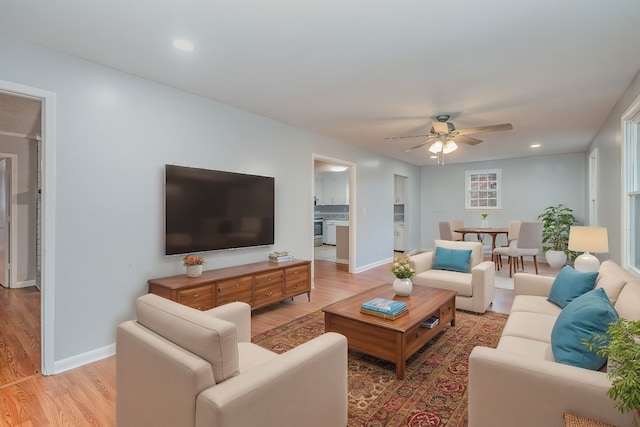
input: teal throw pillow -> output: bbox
[432,247,472,273]
[548,265,598,308]
[551,287,618,370]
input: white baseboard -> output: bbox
[354,256,394,274]
[52,343,115,375]
[14,279,36,289]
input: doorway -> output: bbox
[393,174,408,254]
[313,155,356,273]
[0,80,55,376]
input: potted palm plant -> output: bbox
[583,318,640,424]
[537,204,578,268]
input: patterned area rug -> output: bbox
[252,309,507,427]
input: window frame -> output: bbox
[464,168,502,210]
[622,95,640,276]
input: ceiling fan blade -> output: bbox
[454,135,483,145]
[384,133,432,140]
[456,123,513,136]
[432,121,450,133]
[405,137,437,152]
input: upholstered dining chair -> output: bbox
[492,220,521,270]
[439,221,463,241]
[450,219,464,241]
[496,221,543,277]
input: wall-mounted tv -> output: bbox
[165,165,275,255]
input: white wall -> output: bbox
[587,68,640,263]
[0,33,422,367]
[420,153,586,250]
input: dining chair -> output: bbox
[450,219,464,241]
[439,221,463,241]
[492,220,521,270]
[498,221,543,277]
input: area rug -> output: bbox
[252,309,507,427]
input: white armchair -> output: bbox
[116,293,348,427]
[410,240,495,313]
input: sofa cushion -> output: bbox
[413,270,473,297]
[432,246,472,273]
[614,279,640,321]
[501,311,558,343]
[136,293,239,383]
[548,266,598,308]
[595,260,633,304]
[510,295,563,317]
[497,335,554,361]
[551,288,619,370]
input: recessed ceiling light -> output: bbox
[172,39,194,51]
[530,144,541,148]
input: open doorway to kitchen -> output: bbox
[313,156,355,272]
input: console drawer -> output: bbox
[177,284,214,310]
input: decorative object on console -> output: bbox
[183,254,205,277]
[391,255,415,296]
[568,226,609,272]
[537,203,578,267]
[269,251,294,262]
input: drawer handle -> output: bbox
[268,277,272,281]
[235,283,239,287]
[294,284,298,288]
[267,291,273,297]
[193,294,198,298]
[294,271,299,275]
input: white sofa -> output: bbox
[469,260,640,427]
[410,240,496,313]
[117,293,348,427]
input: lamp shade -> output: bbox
[429,141,443,153]
[568,226,609,253]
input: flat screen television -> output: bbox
[165,164,275,255]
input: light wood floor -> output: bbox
[0,257,543,426]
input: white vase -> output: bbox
[393,277,413,296]
[545,250,567,269]
[186,264,203,278]
[481,219,489,228]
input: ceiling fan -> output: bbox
[387,114,513,163]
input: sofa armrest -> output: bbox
[469,261,496,313]
[514,272,555,297]
[205,302,252,343]
[196,332,348,427]
[410,251,434,274]
[469,346,634,427]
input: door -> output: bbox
[0,158,9,287]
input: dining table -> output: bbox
[453,227,509,251]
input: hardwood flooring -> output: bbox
[0,258,539,426]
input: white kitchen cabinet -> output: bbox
[314,174,325,205]
[319,171,349,205]
[394,223,405,251]
[394,175,406,204]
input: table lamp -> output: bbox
[568,226,609,272]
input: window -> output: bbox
[465,169,502,210]
[623,97,640,275]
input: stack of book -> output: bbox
[360,297,408,320]
[268,251,294,262]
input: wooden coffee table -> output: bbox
[322,284,456,379]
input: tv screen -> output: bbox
[165,165,275,255]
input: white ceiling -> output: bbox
[2,0,640,166]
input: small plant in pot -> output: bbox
[582,318,640,420]
[537,204,578,268]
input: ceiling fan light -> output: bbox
[443,140,458,154]
[428,141,443,153]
